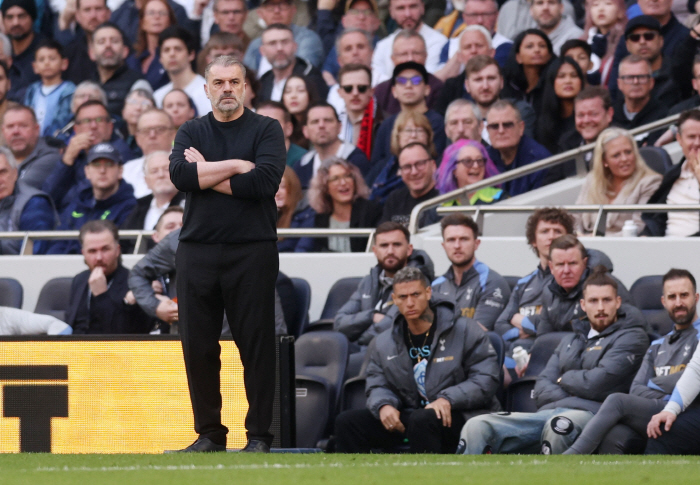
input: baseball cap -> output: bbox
[87,143,124,165]
[345,0,379,14]
[624,15,662,38]
[391,61,429,86]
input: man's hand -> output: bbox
[59,0,77,30]
[124,290,136,305]
[373,312,385,324]
[515,362,528,378]
[63,133,93,166]
[155,299,179,323]
[184,147,206,164]
[88,267,108,296]
[152,280,164,294]
[318,0,337,10]
[510,313,524,329]
[425,398,452,427]
[193,0,210,16]
[647,410,677,439]
[379,405,405,433]
[688,152,700,184]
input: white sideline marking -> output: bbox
[22,459,694,473]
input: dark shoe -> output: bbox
[240,439,270,453]
[177,437,226,452]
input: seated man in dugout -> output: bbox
[334,266,501,454]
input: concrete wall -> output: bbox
[2,236,698,322]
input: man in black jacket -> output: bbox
[67,220,152,334]
[460,266,649,454]
[169,56,286,453]
[335,266,500,453]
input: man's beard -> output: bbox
[271,56,293,70]
[451,254,474,269]
[671,306,697,326]
[97,51,123,69]
[215,92,244,114]
[8,30,31,42]
[379,255,408,274]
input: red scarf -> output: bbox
[357,97,375,159]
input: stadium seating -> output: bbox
[288,277,311,338]
[305,276,363,333]
[503,276,521,291]
[0,278,23,309]
[629,275,674,337]
[488,332,507,407]
[639,147,673,175]
[295,331,350,447]
[33,277,73,321]
[506,332,573,412]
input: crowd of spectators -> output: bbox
[2,0,700,457]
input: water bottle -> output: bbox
[622,220,637,237]
[512,346,529,373]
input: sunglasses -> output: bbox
[486,121,516,131]
[395,75,424,86]
[627,32,657,42]
[340,84,370,94]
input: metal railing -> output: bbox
[435,204,700,237]
[407,113,681,234]
[0,228,377,255]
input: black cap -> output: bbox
[87,143,124,165]
[625,15,662,38]
[0,0,37,20]
[391,61,429,86]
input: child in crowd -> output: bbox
[23,39,76,137]
[560,39,600,86]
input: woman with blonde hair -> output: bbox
[369,111,436,203]
[574,128,661,236]
[295,158,382,252]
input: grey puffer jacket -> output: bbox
[365,295,501,419]
[534,304,650,413]
[334,249,434,346]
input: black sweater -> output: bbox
[169,109,286,243]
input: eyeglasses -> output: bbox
[136,126,173,136]
[398,159,431,172]
[395,75,424,86]
[340,84,370,94]
[463,11,497,18]
[619,74,652,84]
[75,116,110,126]
[627,32,658,42]
[486,121,516,131]
[400,127,427,136]
[457,157,486,167]
[328,173,354,184]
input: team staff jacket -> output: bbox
[365,296,501,419]
[536,268,635,336]
[169,109,286,243]
[334,250,435,346]
[534,304,650,413]
[431,261,511,332]
[631,320,700,400]
[495,249,614,342]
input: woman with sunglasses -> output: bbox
[581,0,626,87]
[282,75,320,150]
[435,140,506,205]
[295,158,382,252]
[535,57,586,154]
[574,127,661,236]
[502,29,556,108]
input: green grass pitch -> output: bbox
[1,454,699,485]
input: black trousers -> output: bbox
[334,408,469,453]
[645,406,700,455]
[176,240,278,446]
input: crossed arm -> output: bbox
[183,147,254,194]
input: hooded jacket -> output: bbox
[534,304,650,413]
[365,295,501,419]
[334,249,435,346]
[16,138,62,191]
[432,260,511,331]
[47,180,137,254]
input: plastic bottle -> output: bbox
[622,220,637,237]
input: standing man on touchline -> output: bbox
[169,55,286,453]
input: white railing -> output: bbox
[407,113,680,234]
